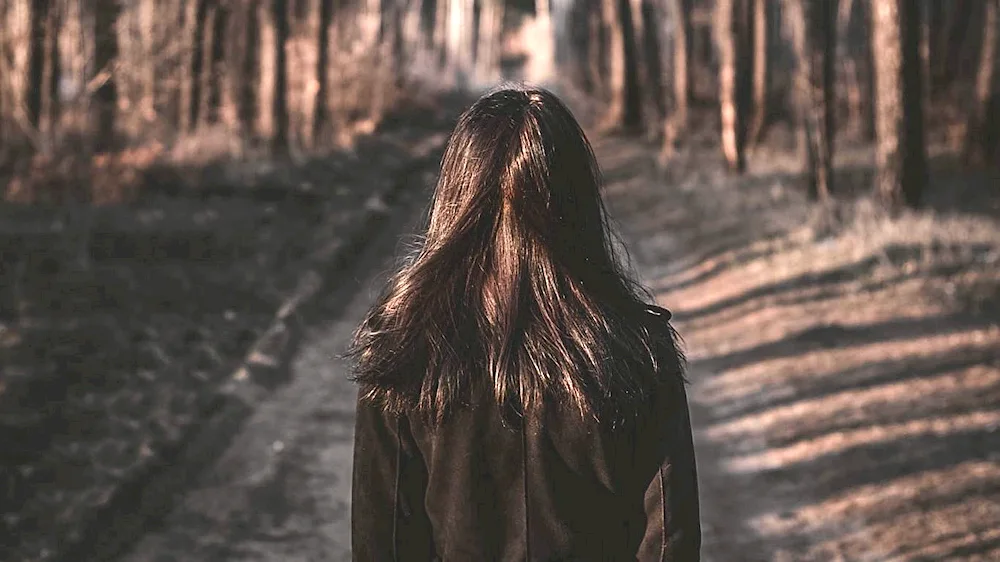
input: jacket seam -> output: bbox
[659,465,667,561]
[522,419,531,561]
[393,415,403,562]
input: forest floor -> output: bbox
[0,90,462,562]
[600,122,1000,561]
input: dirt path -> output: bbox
[597,135,1000,561]
[118,178,434,562]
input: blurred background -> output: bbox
[1,1,998,561]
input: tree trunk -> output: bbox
[870,0,927,211]
[180,0,207,132]
[600,0,641,131]
[203,2,228,126]
[964,0,999,163]
[715,0,749,172]
[271,0,288,154]
[27,0,49,131]
[239,0,259,135]
[784,0,836,200]
[43,0,61,135]
[662,0,691,152]
[138,0,155,122]
[93,0,119,152]
[476,0,504,82]
[313,0,332,142]
[747,0,768,146]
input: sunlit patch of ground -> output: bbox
[596,130,1000,561]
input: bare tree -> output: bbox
[600,0,642,131]
[661,0,692,154]
[747,0,768,146]
[715,0,751,172]
[238,0,259,135]
[93,0,120,152]
[313,0,332,142]
[27,0,50,131]
[963,0,999,164]
[784,0,837,200]
[272,0,289,153]
[870,0,927,210]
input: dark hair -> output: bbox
[348,85,683,425]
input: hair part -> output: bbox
[348,85,684,426]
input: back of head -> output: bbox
[350,85,682,425]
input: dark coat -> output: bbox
[351,306,701,561]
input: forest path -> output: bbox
[118,170,435,562]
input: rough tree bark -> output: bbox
[715,0,750,173]
[43,0,61,134]
[870,0,927,211]
[272,0,289,153]
[313,0,332,141]
[180,0,207,132]
[27,0,49,131]
[239,0,259,135]
[747,0,768,146]
[93,0,119,152]
[662,0,691,153]
[784,0,836,200]
[963,0,999,164]
[600,0,642,131]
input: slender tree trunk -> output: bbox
[313,0,332,142]
[272,0,288,153]
[43,0,61,135]
[239,0,259,135]
[27,0,49,131]
[198,2,217,127]
[784,0,836,200]
[747,0,768,146]
[180,0,207,132]
[964,0,999,163]
[93,0,119,152]
[662,0,691,152]
[715,0,749,172]
[588,0,605,98]
[870,0,927,211]
[138,0,155,122]
[601,0,641,131]
[203,2,228,125]
[476,0,504,82]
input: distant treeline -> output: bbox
[1,1,998,211]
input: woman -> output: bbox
[348,85,700,561]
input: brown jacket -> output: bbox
[351,306,701,561]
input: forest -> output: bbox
[0,0,997,208]
[1,1,1000,561]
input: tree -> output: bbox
[747,0,768,145]
[313,0,333,142]
[715,0,751,172]
[870,0,927,211]
[661,0,692,155]
[234,0,259,136]
[600,0,642,131]
[963,0,999,164]
[93,0,120,152]
[784,0,836,200]
[27,0,50,131]
[271,0,289,153]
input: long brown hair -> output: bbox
[348,85,683,425]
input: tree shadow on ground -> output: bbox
[691,312,998,376]
[716,345,1000,424]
